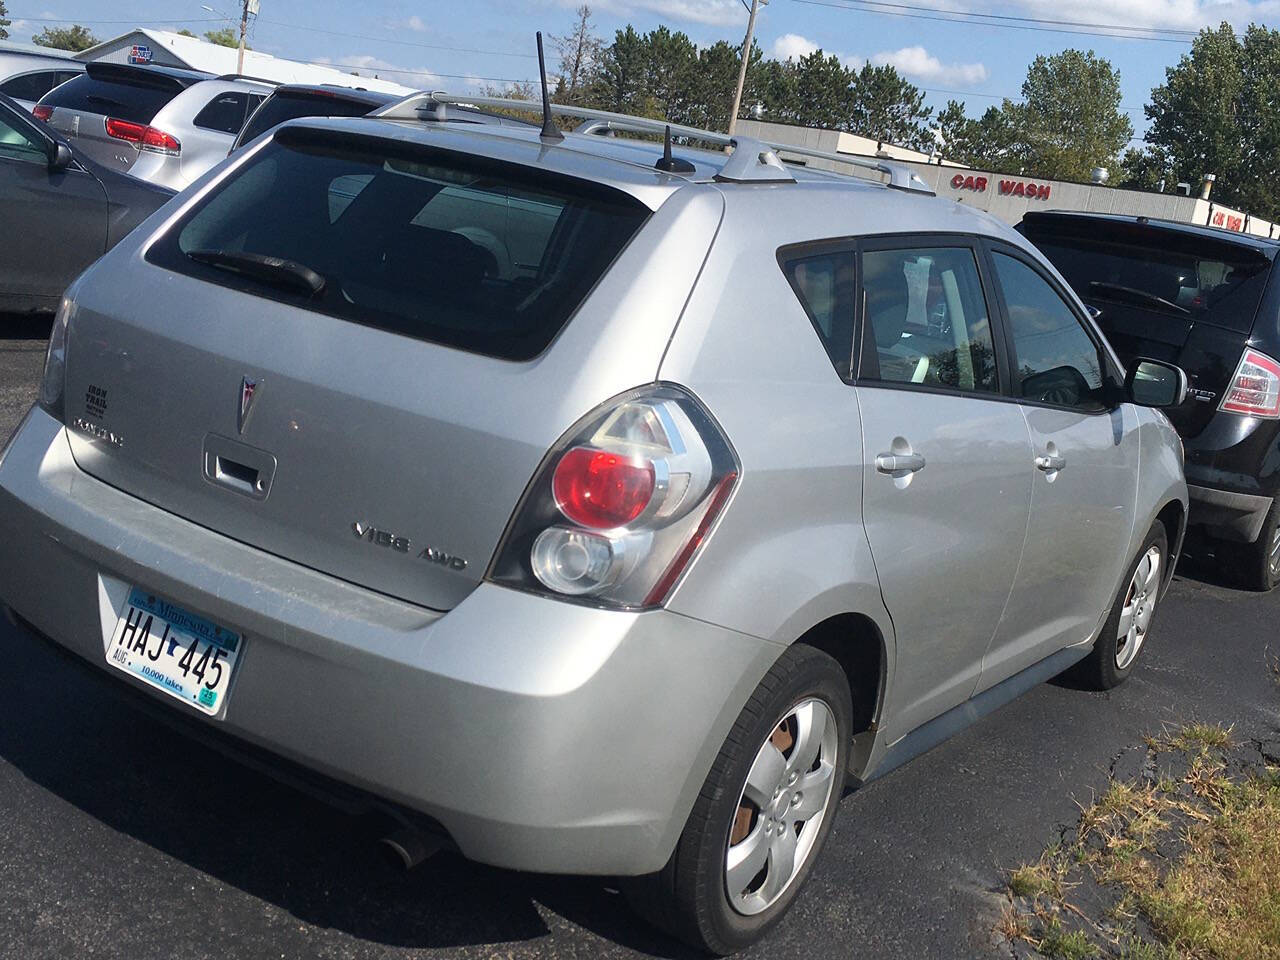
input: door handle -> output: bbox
[876,453,927,474]
[1035,454,1066,472]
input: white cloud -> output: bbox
[317,54,440,87]
[772,32,819,61]
[1006,0,1280,30]
[405,15,427,32]
[870,45,988,86]
[576,0,745,27]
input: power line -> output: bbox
[817,0,1198,37]
[17,16,224,23]
[254,19,539,58]
[792,0,1194,43]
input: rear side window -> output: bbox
[193,91,252,134]
[860,246,999,394]
[992,252,1106,411]
[1030,234,1271,334]
[237,92,375,147]
[780,250,855,378]
[0,70,63,102]
[148,131,650,360]
[39,72,179,124]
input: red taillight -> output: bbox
[105,118,180,155]
[32,105,52,122]
[1219,348,1280,418]
[553,446,655,529]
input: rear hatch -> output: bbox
[1019,215,1277,437]
[37,62,206,174]
[62,124,713,610]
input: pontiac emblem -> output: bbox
[238,377,260,434]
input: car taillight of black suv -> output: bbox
[1019,211,1280,589]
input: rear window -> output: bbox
[193,91,258,135]
[0,70,66,102]
[1029,234,1272,334]
[38,72,179,124]
[148,130,650,360]
[236,91,376,148]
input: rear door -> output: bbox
[977,243,1140,691]
[38,68,185,173]
[0,102,105,308]
[853,236,1034,738]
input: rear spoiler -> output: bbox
[84,61,212,90]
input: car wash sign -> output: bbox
[128,44,153,65]
[949,173,1051,201]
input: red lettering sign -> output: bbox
[998,180,1051,200]
[950,174,989,193]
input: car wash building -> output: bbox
[735,118,1280,240]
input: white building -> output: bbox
[74,28,412,95]
[736,118,1279,239]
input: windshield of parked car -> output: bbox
[1030,234,1271,334]
[234,91,380,149]
[149,129,650,360]
[37,72,179,124]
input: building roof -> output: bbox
[0,38,79,60]
[74,28,413,95]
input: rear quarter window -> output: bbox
[0,70,62,102]
[237,93,374,147]
[147,130,651,360]
[38,72,179,124]
[193,91,252,135]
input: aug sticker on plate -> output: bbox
[105,588,242,716]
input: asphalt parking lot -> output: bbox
[1,314,1278,960]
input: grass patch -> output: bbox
[1001,722,1280,959]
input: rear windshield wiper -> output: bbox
[1088,281,1190,317]
[186,249,326,297]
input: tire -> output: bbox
[1220,500,1280,592]
[1075,521,1168,690]
[624,644,853,955]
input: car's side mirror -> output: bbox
[1126,358,1188,408]
[47,141,74,173]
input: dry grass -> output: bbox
[1169,722,1232,752]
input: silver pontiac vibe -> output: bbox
[0,95,1188,955]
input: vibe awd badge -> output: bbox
[238,377,261,434]
[351,522,468,571]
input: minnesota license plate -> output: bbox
[105,588,242,716]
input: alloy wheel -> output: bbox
[724,698,839,916]
[1116,544,1162,670]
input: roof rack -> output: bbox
[374,91,934,194]
[215,74,282,86]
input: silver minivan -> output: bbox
[0,97,1188,954]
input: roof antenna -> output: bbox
[654,124,696,174]
[535,32,563,143]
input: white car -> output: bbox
[125,75,275,190]
[0,41,83,111]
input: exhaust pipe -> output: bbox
[378,827,440,870]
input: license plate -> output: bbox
[106,588,242,716]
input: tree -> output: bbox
[32,25,99,52]
[205,28,245,48]
[1118,146,1171,191]
[176,28,197,38]
[1013,49,1132,181]
[0,2,10,42]
[1145,23,1280,220]
[550,6,602,104]
[850,63,933,151]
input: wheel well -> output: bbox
[1155,499,1186,589]
[794,613,884,734]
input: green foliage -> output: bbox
[205,28,242,49]
[31,25,99,52]
[176,28,197,38]
[1146,22,1280,221]
[0,2,10,42]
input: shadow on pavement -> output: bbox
[0,620,699,959]
[1173,528,1251,591]
[1,313,54,341]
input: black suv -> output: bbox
[1019,212,1280,589]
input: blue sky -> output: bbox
[7,0,1280,140]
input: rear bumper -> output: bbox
[1186,483,1274,542]
[0,407,780,875]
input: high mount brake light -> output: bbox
[105,118,181,155]
[489,386,738,609]
[1219,348,1280,419]
[32,105,52,122]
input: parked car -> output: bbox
[229,83,398,152]
[34,61,212,176]
[229,83,536,154]
[0,92,172,313]
[0,104,1188,955]
[1019,212,1280,590]
[126,74,275,190]
[0,40,83,110]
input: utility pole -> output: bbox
[237,0,257,75]
[727,0,765,136]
